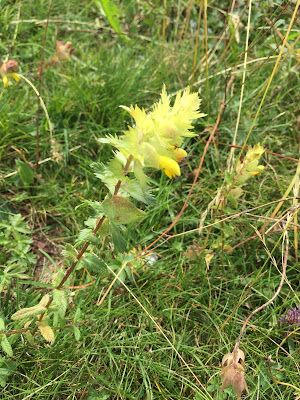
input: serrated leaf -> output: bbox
[62,243,78,264]
[15,160,34,186]
[53,289,67,319]
[52,269,65,287]
[77,228,93,240]
[39,294,50,307]
[73,325,81,341]
[53,312,59,327]
[92,158,125,182]
[81,254,107,274]
[86,200,105,217]
[122,180,153,204]
[102,195,145,225]
[110,223,126,252]
[1,336,13,357]
[11,304,46,321]
[38,321,55,344]
[78,228,100,246]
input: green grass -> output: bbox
[0,0,300,399]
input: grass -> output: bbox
[0,0,300,399]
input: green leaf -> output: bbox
[86,200,104,217]
[97,218,111,238]
[1,336,13,357]
[74,307,82,323]
[11,304,47,321]
[228,187,243,208]
[0,319,5,332]
[39,294,50,307]
[53,289,67,319]
[92,157,127,194]
[24,330,35,346]
[94,0,126,40]
[8,213,31,234]
[133,160,149,188]
[81,254,107,274]
[15,160,34,186]
[102,195,145,225]
[74,325,81,341]
[88,388,110,400]
[62,244,78,263]
[224,171,233,185]
[110,223,126,252]
[122,180,153,204]
[76,228,100,246]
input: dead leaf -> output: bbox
[51,41,75,65]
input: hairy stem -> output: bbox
[31,155,133,335]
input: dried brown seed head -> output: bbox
[220,349,249,400]
[56,41,75,60]
[0,59,19,76]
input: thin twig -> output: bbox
[146,198,298,253]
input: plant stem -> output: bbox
[31,155,133,335]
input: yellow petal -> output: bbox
[164,169,175,179]
[249,171,261,176]
[158,156,181,179]
[174,147,187,161]
[9,72,20,82]
[3,76,10,87]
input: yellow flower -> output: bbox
[3,72,20,87]
[0,60,20,87]
[2,76,9,87]
[173,147,187,161]
[158,155,180,179]
[236,143,265,184]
